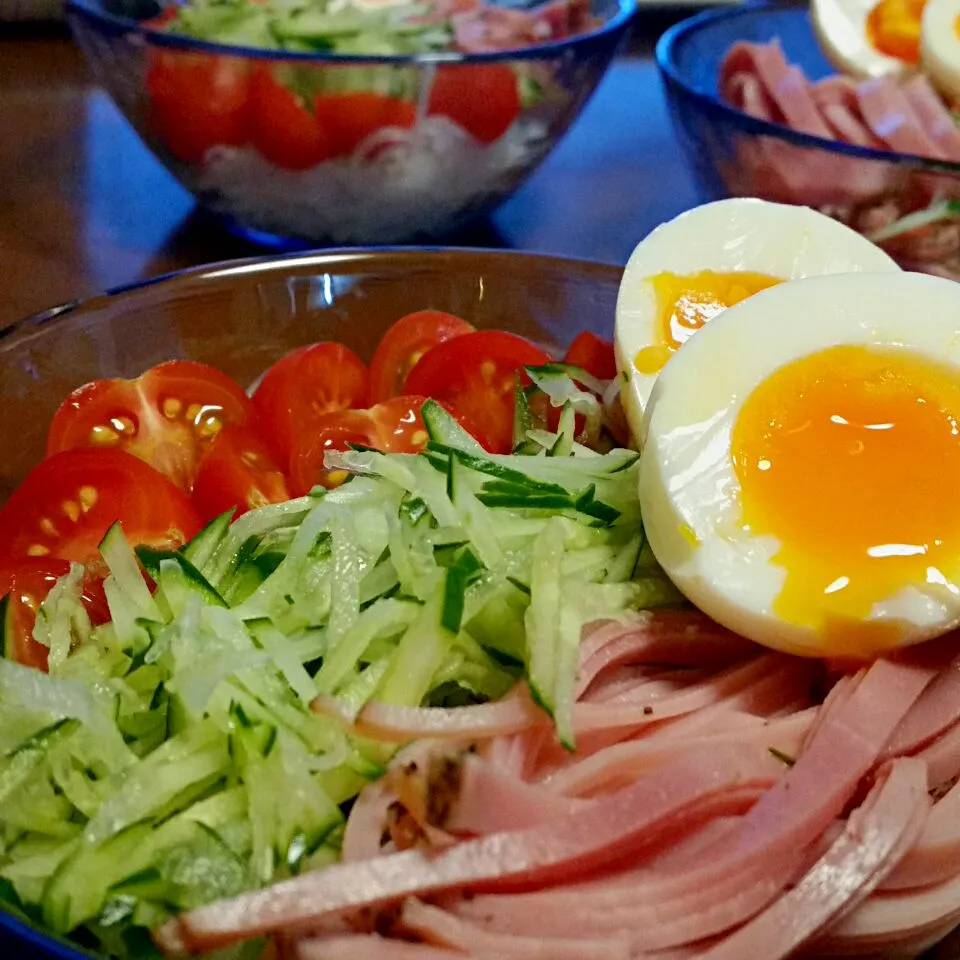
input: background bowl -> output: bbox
[656,3,960,279]
[0,247,621,504]
[64,0,634,248]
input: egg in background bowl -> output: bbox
[921,0,960,102]
[613,198,901,447]
[638,270,960,661]
[811,0,920,78]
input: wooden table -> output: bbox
[0,17,703,328]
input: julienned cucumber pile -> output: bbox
[0,398,678,959]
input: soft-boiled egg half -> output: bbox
[614,198,900,446]
[639,270,960,660]
[811,0,922,78]
[921,0,960,102]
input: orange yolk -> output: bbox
[732,344,960,659]
[866,0,925,64]
[634,271,781,374]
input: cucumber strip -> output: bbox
[421,398,484,453]
[32,565,91,674]
[247,619,317,706]
[181,510,233,575]
[375,586,453,706]
[99,522,163,622]
[524,518,567,717]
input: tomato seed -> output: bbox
[90,424,120,446]
[40,517,59,538]
[62,500,80,523]
[162,397,183,419]
[78,486,98,511]
[26,544,49,556]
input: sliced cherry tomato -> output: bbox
[427,64,520,144]
[291,395,474,494]
[563,331,618,381]
[368,310,476,404]
[0,449,201,566]
[0,557,72,670]
[313,92,416,158]
[248,66,335,171]
[252,342,370,463]
[46,360,253,492]
[403,331,551,454]
[192,424,291,522]
[145,50,250,164]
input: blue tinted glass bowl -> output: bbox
[656,3,960,278]
[64,0,635,248]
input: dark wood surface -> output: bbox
[0,14,704,328]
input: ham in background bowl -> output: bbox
[656,3,960,280]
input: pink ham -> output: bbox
[401,898,631,960]
[295,936,458,959]
[857,76,946,159]
[812,76,885,148]
[163,743,782,953]
[695,758,929,960]
[719,41,833,138]
[902,74,960,162]
[882,777,960,891]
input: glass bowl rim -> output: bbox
[655,1,960,175]
[0,245,625,357]
[65,0,637,65]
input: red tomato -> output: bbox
[368,310,476,404]
[563,331,618,381]
[145,50,250,164]
[427,64,520,144]
[313,92,416,158]
[248,67,335,171]
[192,424,291,522]
[403,331,551,454]
[0,557,72,670]
[290,395,459,494]
[0,449,201,566]
[46,360,253,492]
[251,342,370,463]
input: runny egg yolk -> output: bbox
[634,271,781,374]
[866,0,925,63]
[731,344,960,658]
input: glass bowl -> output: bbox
[64,0,635,248]
[0,247,621,503]
[656,3,960,279]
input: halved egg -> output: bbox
[811,0,921,78]
[614,198,900,446]
[639,270,960,659]
[921,0,960,102]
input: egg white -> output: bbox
[921,0,960,102]
[639,270,960,657]
[614,199,901,448]
[811,0,913,79]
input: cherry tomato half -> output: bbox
[314,92,416,158]
[248,66,335,171]
[0,449,201,566]
[563,331,618,381]
[427,64,520,144]
[368,310,476,404]
[403,331,551,454]
[145,50,250,164]
[191,424,291,522]
[290,395,456,494]
[252,342,370,463]
[46,360,253,493]
[0,557,72,671]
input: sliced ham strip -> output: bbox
[902,74,960,163]
[882,653,960,760]
[723,71,778,122]
[446,755,584,833]
[165,743,781,953]
[401,898,632,960]
[541,707,812,798]
[812,76,885,149]
[915,714,960,789]
[882,777,960,891]
[696,758,930,960]
[296,936,459,959]
[719,40,833,138]
[857,76,947,160]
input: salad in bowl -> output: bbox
[7,204,960,959]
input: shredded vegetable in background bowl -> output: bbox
[63,0,635,247]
